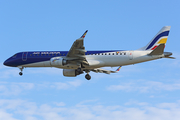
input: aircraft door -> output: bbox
[129,51,133,60]
[22,52,28,61]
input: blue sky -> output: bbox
[0,0,180,120]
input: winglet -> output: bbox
[80,30,88,38]
[116,66,122,72]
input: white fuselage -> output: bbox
[21,50,164,69]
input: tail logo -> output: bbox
[146,31,169,50]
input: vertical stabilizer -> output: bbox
[139,26,171,51]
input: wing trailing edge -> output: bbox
[91,66,122,74]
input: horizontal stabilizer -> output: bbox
[149,44,165,55]
[165,56,176,59]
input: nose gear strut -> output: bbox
[18,66,24,76]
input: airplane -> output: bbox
[3,26,175,80]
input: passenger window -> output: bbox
[112,53,114,55]
[105,53,107,55]
[30,54,32,56]
[109,53,111,55]
[63,54,65,56]
[124,53,126,55]
[120,53,122,55]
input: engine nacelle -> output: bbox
[63,69,83,77]
[50,57,67,66]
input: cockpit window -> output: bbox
[12,54,17,58]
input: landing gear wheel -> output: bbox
[85,74,91,80]
[18,66,24,76]
[76,68,83,75]
[19,72,23,76]
[77,68,82,72]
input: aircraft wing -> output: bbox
[66,30,89,66]
[91,66,122,74]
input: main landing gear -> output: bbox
[85,70,91,80]
[18,66,24,76]
[77,66,91,80]
[85,74,91,80]
[77,68,83,74]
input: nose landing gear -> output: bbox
[18,66,24,76]
[19,72,23,76]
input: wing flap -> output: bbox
[91,66,122,74]
[76,49,87,52]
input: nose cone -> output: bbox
[3,59,10,66]
[3,59,14,67]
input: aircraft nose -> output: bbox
[3,59,11,66]
[3,60,8,66]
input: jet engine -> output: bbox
[50,57,67,66]
[63,69,83,77]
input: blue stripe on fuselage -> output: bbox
[5,50,123,67]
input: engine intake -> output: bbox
[50,57,67,66]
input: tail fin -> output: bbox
[139,26,171,51]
